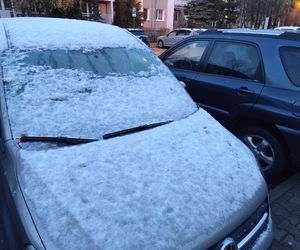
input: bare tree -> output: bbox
[238,0,293,28]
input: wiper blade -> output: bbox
[103,121,172,140]
[17,136,98,145]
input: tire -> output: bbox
[157,40,164,48]
[235,126,288,178]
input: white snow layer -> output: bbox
[1,17,145,50]
[19,109,266,250]
[0,23,8,51]
[3,51,196,139]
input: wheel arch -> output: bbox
[231,117,290,154]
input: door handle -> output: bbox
[236,87,255,95]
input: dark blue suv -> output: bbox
[160,30,300,178]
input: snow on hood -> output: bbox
[1,17,145,50]
[19,109,265,249]
[2,49,196,139]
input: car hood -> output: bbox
[18,109,266,250]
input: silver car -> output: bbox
[157,28,205,48]
[0,18,272,249]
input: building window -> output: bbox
[143,8,148,21]
[156,9,164,21]
[3,0,12,9]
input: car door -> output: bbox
[164,30,178,47]
[193,40,265,126]
[162,39,210,92]
[175,30,191,45]
[164,40,265,127]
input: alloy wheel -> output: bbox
[241,135,274,171]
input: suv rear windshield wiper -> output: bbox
[17,136,98,145]
[102,121,172,140]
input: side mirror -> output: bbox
[164,60,173,68]
[179,81,186,88]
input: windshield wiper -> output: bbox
[16,121,172,145]
[102,121,172,140]
[17,136,98,145]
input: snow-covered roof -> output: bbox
[0,17,144,50]
[19,108,265,249]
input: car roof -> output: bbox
[196,29,300,43]
[127,28,145,32]
[0,17,144,51]
[275,26,300,30]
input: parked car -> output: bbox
[157,28,202,48]
[127,28,150,47]
[160,29,300,178]
[0,18,272,250]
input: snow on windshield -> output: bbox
[2,17,145,50]
[2,48,196,139]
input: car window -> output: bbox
[177,30,190,36]
[205,41,263,81]
[22,48,156,76]
[164,41,209,71]
[168,31,177,37]
[280,47,300,87]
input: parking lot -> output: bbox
[149,42,300,250]
[0,18,299,249]
[269,170,300,249]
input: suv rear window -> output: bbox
[280,47,300,86]
[205,41,263,81]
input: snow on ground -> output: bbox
[1,17,146,50]
[2,49,196,139]
[19,109,266,249]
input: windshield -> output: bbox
[2,48,196,140]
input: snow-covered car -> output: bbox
[0,18,273,250]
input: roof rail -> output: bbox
[200,28,300,41]
[279,31,300,41]
[202,29,221,34]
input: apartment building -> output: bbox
[0,0,13,18]
[142,0,175,32]
[81,0,114,24]
[174,0,189,27]
[82,0,175,31]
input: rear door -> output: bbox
[175,29,191,44]
[196,40,265,125]
[164,31,178,47]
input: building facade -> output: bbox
[0,0,13,18]
[142,0,174,32]
[174,0,189,28]
[81,0,114,24]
